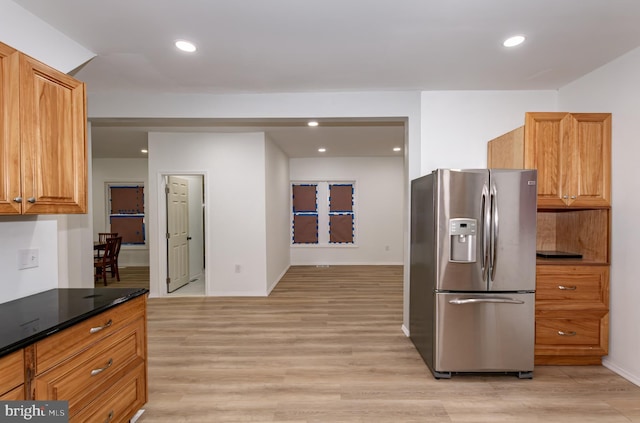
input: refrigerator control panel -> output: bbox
[449,218,477,262]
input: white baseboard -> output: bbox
[603,357,640,387]
[267,265,290,295]
[130,409,144,423]
[401,324,410,337]
[290,261,404,266]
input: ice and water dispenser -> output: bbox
[449,218,477,262]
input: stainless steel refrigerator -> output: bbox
[409,169,537,379]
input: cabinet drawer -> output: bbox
[35,318,145,417]
[0,385,24,400]
[536,266,608,304]
[0,349,24,394]
[536,318,600,346]
[71,363,146,423]
[36,295,145,374]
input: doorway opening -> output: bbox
[163,173,206,296]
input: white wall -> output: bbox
[290,157,404,265]
[558,46,640,386]
[420,90,557,172]
[148,132,268,297]
[0,217,58,304]
[265,138,291,293]
[0,0,94,73]
[92,158,149,267]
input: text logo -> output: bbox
[0,401,68,422]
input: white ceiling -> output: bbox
[14,0,640,158]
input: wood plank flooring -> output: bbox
[94,266,150,290]
[132,265,640,422]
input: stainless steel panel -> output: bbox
[434,292,534,372]
[435,169,489,291]
[488,169,537,292]
[409,174,436,370]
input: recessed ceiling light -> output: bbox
[308,121,319,127]
[318,148,326,153]
[141,149,148,154]
[175,40,197,53]
[503,35,525,48]
[393,147,402,152]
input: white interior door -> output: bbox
[167,176,190,292]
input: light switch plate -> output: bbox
[18,248,39,270]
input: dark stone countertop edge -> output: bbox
[0,288,149,359]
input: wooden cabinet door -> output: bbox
[524,112,571,207]
[567,113,611,207]
[0,43,21,214]
[19,54,87,214]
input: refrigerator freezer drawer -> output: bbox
[434,292,534,373]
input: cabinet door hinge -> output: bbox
[165,186,170,194]
[166,233,170,239]
[166,277,171,285]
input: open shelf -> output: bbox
[536,208,610,265]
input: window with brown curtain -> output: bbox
[291,184,318,244]
[291,181,355,245]
[109,185,145,244]
[329,183,354,244]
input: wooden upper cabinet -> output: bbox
[488,112,611,208]
[0,41,87,215]
[0,43,21,214]
[569,114,611,207]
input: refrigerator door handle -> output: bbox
[489,183,499,284]
[448,297,525,305]
[481,185,490,282]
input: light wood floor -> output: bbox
[132,265,640,422]
[94,266,150,289]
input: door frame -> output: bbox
[155,171,208,297]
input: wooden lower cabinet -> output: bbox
[0,349,24,399]
[72,363,146,423]
[29,296,147,422]
[535,265,609,365]
[0,385,24,400]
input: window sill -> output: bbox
[292,244,358,248]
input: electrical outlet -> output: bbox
[19,249,39,270]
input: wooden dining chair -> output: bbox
[98,232,118,243]
[94,236,121,285]
[95,232,118,259]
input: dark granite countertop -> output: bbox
[0,288,148,358]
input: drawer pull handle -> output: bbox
[558,285,577,290]
[91,358,113,376]
[89,319,113,334]
[558,330,577,337]
[104,410,114,423]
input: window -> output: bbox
[108,185,145,245]
[291,184,318,244]
[291,181,355,245]
[328,183,354,244]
